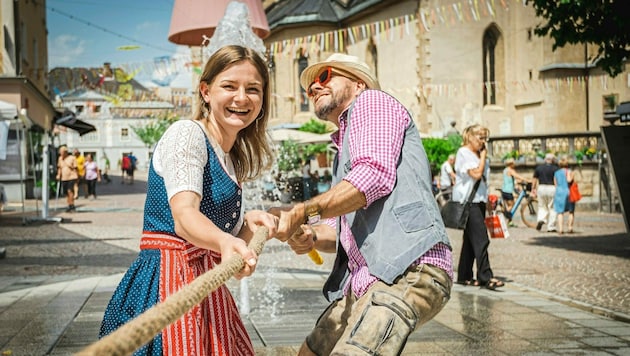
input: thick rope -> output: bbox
[76,227,269,356]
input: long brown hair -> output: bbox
[194,45,273,182]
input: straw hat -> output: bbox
[299,53,380,91]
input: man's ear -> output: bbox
[355,80,367,92]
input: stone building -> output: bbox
[262,0,629,139]
[0,0,59,203]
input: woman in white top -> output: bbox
[452,124,505,290]
[99,45,280,355]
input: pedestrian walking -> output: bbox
[84,154,100,199]
[439,154,456,201]
[553,156,576,234]
[73,148,86,199]
[502,157,532,226]
[101,155,112,184]
[56,146,78,212]
[274,53,452,355]
[532,153,559,232]
[452,124,505,290]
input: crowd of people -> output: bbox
[54,146,135,212]
[532,153,578,234]
[435,125,580,294]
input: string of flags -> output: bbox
[267,0,520,57]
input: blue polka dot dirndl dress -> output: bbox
[99,135,254,355]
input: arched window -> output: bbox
[298,55,309,112]
[482,24,503,106]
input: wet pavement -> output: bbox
[0,172,629,355]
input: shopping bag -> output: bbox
[485,214,510,238]
[569,181,582,203]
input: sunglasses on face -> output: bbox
[307,67,332,97]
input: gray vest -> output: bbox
[322,92,451,301]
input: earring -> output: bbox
[255,108,264,131]
[202,103,210,118]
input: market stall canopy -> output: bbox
[55,109,96,136]
[268,128,331,144]
[0,100,18,120]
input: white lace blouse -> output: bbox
[152,120,237,201]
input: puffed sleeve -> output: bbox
[153,120,208,201]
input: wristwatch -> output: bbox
[304,201,321,225]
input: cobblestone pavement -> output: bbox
[0,172,628,354]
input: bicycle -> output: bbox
[490,182,538,228]
[434,187,452,208]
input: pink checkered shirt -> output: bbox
[326,90,453,298]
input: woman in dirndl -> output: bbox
[99,45,278,355]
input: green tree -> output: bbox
[132,114,179,149]
[528,0,629,77]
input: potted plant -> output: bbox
[33,180,57,199]
[298,118,330,134]
[304,143,330,167]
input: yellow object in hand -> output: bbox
[308,249,324,265]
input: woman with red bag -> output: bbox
[553,156,576,234]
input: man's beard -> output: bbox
[314,86,350,120]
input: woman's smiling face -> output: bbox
[201,60,264,134]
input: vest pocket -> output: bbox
[393,201,431,232]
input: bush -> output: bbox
[422,137,459,175]
[298,118,330,134]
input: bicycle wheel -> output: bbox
[520,197,538,228]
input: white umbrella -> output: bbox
[268,129,331,144]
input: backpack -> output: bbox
[122,156,131,170]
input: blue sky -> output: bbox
[47,0,183,70]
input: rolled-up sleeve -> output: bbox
[343,90,410,207]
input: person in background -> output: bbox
[452,124,505,290]
[100,155,112,184]
[501,157,532,227]
[83,153,100,199]
[439,154,456,201]
[553,156,575,234]
[301,157,312,200]
[532,153,559,232]
[57,146,78,212]
[274,53,452,355]
[121,154,131,184]
[128,152,138,184]
[73,148,85,199]
[99,45,280,355]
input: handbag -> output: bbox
[567,169,582,203]
[440,179,481,230]
[569,181,582,202]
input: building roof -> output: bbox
[266,0,386,30]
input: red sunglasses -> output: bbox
[307,67,332,97]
